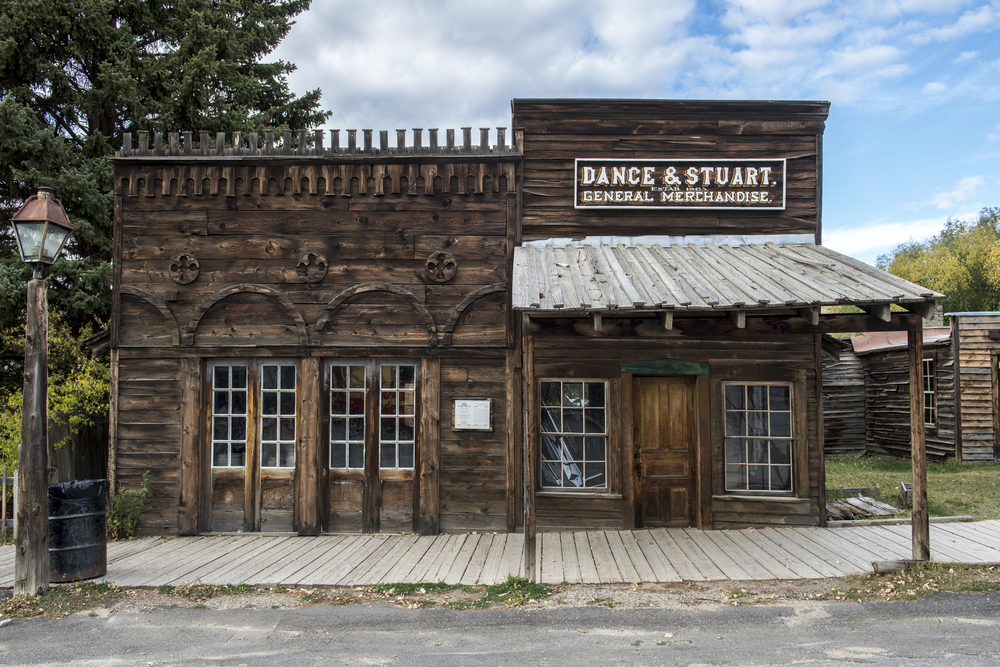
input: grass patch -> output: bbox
[826,457,1000,520]
[480,575,550,608]
[369,582,464,596]
[369,575,550,610]
[0,582,124,619]
[160,583,254,601]
[825,563,1000,602]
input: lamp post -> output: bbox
[9,186,73,597]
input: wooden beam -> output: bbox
[729,310,746,329]
[178,357,202,535]
[904,301,935,319]
[660,310,673,330]
[523,321,537,583]
[418,358,440,535]
[621,374,635,531]
[863,304,892,323]
[797,307,819,325]
[909,325,930,561]
[295,357,321,535]
[592,312,602,332]
[244,364,261,532]
[506,346,522,532]
[363,364,380,534]
[952,315,963,464]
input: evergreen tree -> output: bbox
[0,0,329,330]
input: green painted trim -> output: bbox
[621,360,710,376]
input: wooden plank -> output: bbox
[632,530,681,582]
[617,531,658,582]
[539,532,564,584]
[97,536,214,585]
[259,536,347,584]
[444,534,482,584]
[358,534,420,585]
[460,534,495,585]
[295,358,322,535]
[418,358,441,534]
[479,533,512,585]
[709,530,798,579]
[382,535,438,583]
[334,536,401,585]
[427,534,469,582]
[765,528,854,577]
[296,536,378,585]
[605,531,642,583]
[403,534,451,583]
[648,529,707,581]
[891,524,995,562]
[574,531,602,584]
[221,536,305,584]
[587,531,624,583]
[681,530,752,580]
[115,536,237,587]
[178,358,202,535]
[792,527,886,570]
[559,532,582,584]
[196,536,293,585]
[498,532,526,580]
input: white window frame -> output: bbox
[722,381,794,494]
[538,378,609,490]
[923,357,936,427]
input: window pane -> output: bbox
[748,412,768,437]
[280,418,295,441]
[279,444,294,468]
[770,439,791,465]
[331,392,347,415]
[330,418,347,441]
[563,408,584,434]
[232,367,247,389]
[563,462,584,487]
[725,412,746,437]
[771,466,791,491]
[231,391,246,415]
[563,436,583,462]
[398,443,414,469]
[541,462,561,487]
[725,385,744,410]
[279,392,296,416]
[563,383,584,407]
[231,442,245,467]
[348,417,365,441]
[231,417,246,441]
[331,365,347,389]
[330,442,346,468]
[400,392,415,416]
[280,366,295,389]
[725,464,746,490]
[725,438,745,463]
[349,366,365,388]
[381,443,395,468]
[381,418,396,441]
[769,386,790,410]
[399,365,415,389]
[770,412,791,438]
[541,435,562,461]
[399,417,415,442]
[540,382,560,406]
[585,409,605,434]
[585,383,605,408]
[747,465,767,490]
[585,437,606,462]
[747,385,767,410]
[262,365,278,389]
[381,365,396,389]
[261,417,277,441]
[585,462,606,488]
[262,392,278,415]
[748,439,768,464]
[213,442,228,467]
[349,393,365,415]
[214,391,228,414]
[541,409,561,433]
[381,392,397,415]
[349,442,364,469]
[213,417,228,441]
[261,443,277,468]
[214,366,229,389]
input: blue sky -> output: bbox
[273,0,1000,265]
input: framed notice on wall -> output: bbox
[574,158,786,210]
[454,399,492,431]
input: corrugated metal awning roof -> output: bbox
[851,328,952,354]
[512,241,943,314]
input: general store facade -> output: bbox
[109,100,940,540]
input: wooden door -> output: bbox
[633,376,696,528]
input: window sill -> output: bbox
[537,490,622,499]
[714,494,804,503]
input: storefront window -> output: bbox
[539,380,607,489]
[723,383,792,492]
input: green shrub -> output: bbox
[106,470,148,539]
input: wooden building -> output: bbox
[823,314,1000,462]
[109,100,942,542]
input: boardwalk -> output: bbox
[2,521,999,589]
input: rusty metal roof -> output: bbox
[851,328,952,354]
[512,241,943,314]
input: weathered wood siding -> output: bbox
[860,344,955,460]
[954,314,1000,461]
[513,100,829,241]
[113,151,518,535]
[822,341,866,457]
[527,319,823,530]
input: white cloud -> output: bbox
[923,81,948,93]
[956,50,980,61]
[824,217,948,263]
[930,175,985,208]
[911,3,1000,43]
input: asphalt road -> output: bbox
[1,593,998,666]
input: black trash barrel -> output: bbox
[48,479,109,583]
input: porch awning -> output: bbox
[512,240,943,319]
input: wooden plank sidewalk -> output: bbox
[2,521,998,589]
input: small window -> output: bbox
[539,380,607,489]
[329,364,367,469]
[723,383,792,493]
[923,358,936,427]
[212,364,248,468]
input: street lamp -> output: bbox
[9,186,73,597]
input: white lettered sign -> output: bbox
[454,399,492,430]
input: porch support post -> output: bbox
[523,314,537,582]
[909,321,930,561]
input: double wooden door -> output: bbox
[633,376,697,528]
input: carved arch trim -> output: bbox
[316,282,438,346]
[119,285,182,346]
[186,284,308,345]
[442,283,507,346]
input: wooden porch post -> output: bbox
[909,321,930,561]
[523,315,537,582]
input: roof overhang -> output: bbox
[512,238,943,325]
